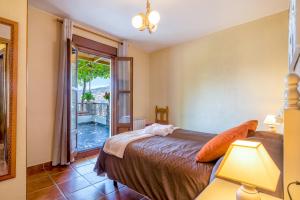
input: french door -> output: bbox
[67,39,78,161]
[67,35,134,159]
[112,57,133,135]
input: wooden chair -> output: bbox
[155,106,169,124]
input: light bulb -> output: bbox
[148,10,160,25]
[132,14,144,29]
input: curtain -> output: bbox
[118,41,128,57]
[52,19,73,166]
[116,41,130,134]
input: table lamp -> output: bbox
[216,140,280,200]
[264,115,281,132]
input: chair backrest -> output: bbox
[155,106,169,124]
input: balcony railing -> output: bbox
[78,102,109,117]
[78,102,110,126]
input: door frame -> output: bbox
[72,35,118,58]
[70,35,119,149]
[70,35,134,150]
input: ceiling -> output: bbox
[29,0,289,52]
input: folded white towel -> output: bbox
[144,123,179,136]
[103,124,179,158]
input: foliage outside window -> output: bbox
[78,59,110,106]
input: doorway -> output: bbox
[69,35,133,155]
[74,50,111,152]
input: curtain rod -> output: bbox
[56,19,123,45]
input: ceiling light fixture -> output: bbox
[132,0,160,34]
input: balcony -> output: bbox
[77,102,110,152]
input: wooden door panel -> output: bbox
[112,57,133,135]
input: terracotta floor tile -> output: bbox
[83,172,107,184]
[87,154,99,162]
[100,187,144,200]
[27,161,148,200]
[27,176,54,193]
[67,185,105,200]
[27,170,49,182]
[27,185,63,200]
[89,157,98,163]
[75,163,95,175]
[46,165,72,175]
[56,197,68,200]
[50,168,81,184]
[140,197,150,200]
[71,158,92,168]
[58,176,90,196]
[93,179,121,195]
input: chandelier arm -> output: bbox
[146,0,151,13]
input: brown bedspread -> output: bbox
[94,130,283,200]
[95,129,216,200]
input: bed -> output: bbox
[94,129,283,200]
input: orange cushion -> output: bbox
[242,120,258,132]
[195,124,249,162]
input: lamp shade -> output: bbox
[216,140,280,192]
[148,10,160,25]
[264,115,280,125]
[132,14,145,29]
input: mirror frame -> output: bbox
[0,17,18,181]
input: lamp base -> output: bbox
[236,185,261,200]
[268,126,277,133]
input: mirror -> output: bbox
[0,17,17,181]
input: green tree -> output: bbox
[78,59,110,107]
[81,91,95,102]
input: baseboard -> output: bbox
[27,161,52,175]
[75,148,100,159]
[27,149,100,175]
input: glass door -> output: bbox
[112,57,133,134]
[69,41,78,160]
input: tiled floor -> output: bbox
[77,123,109,151]
[27,155,148,200]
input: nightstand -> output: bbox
[195,178,282,200]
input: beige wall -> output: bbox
[27,7,61,167]
[0,0,27,199]
[149,11,289,133]
[27,7,150,166]
[128,44,150,121]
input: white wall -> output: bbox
[27,6,150,167]
[149,11,289,133]
[0,0,27,199]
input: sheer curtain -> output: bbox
[118,40,128,57]
[115,41,131,135]
[52,19,73,166]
